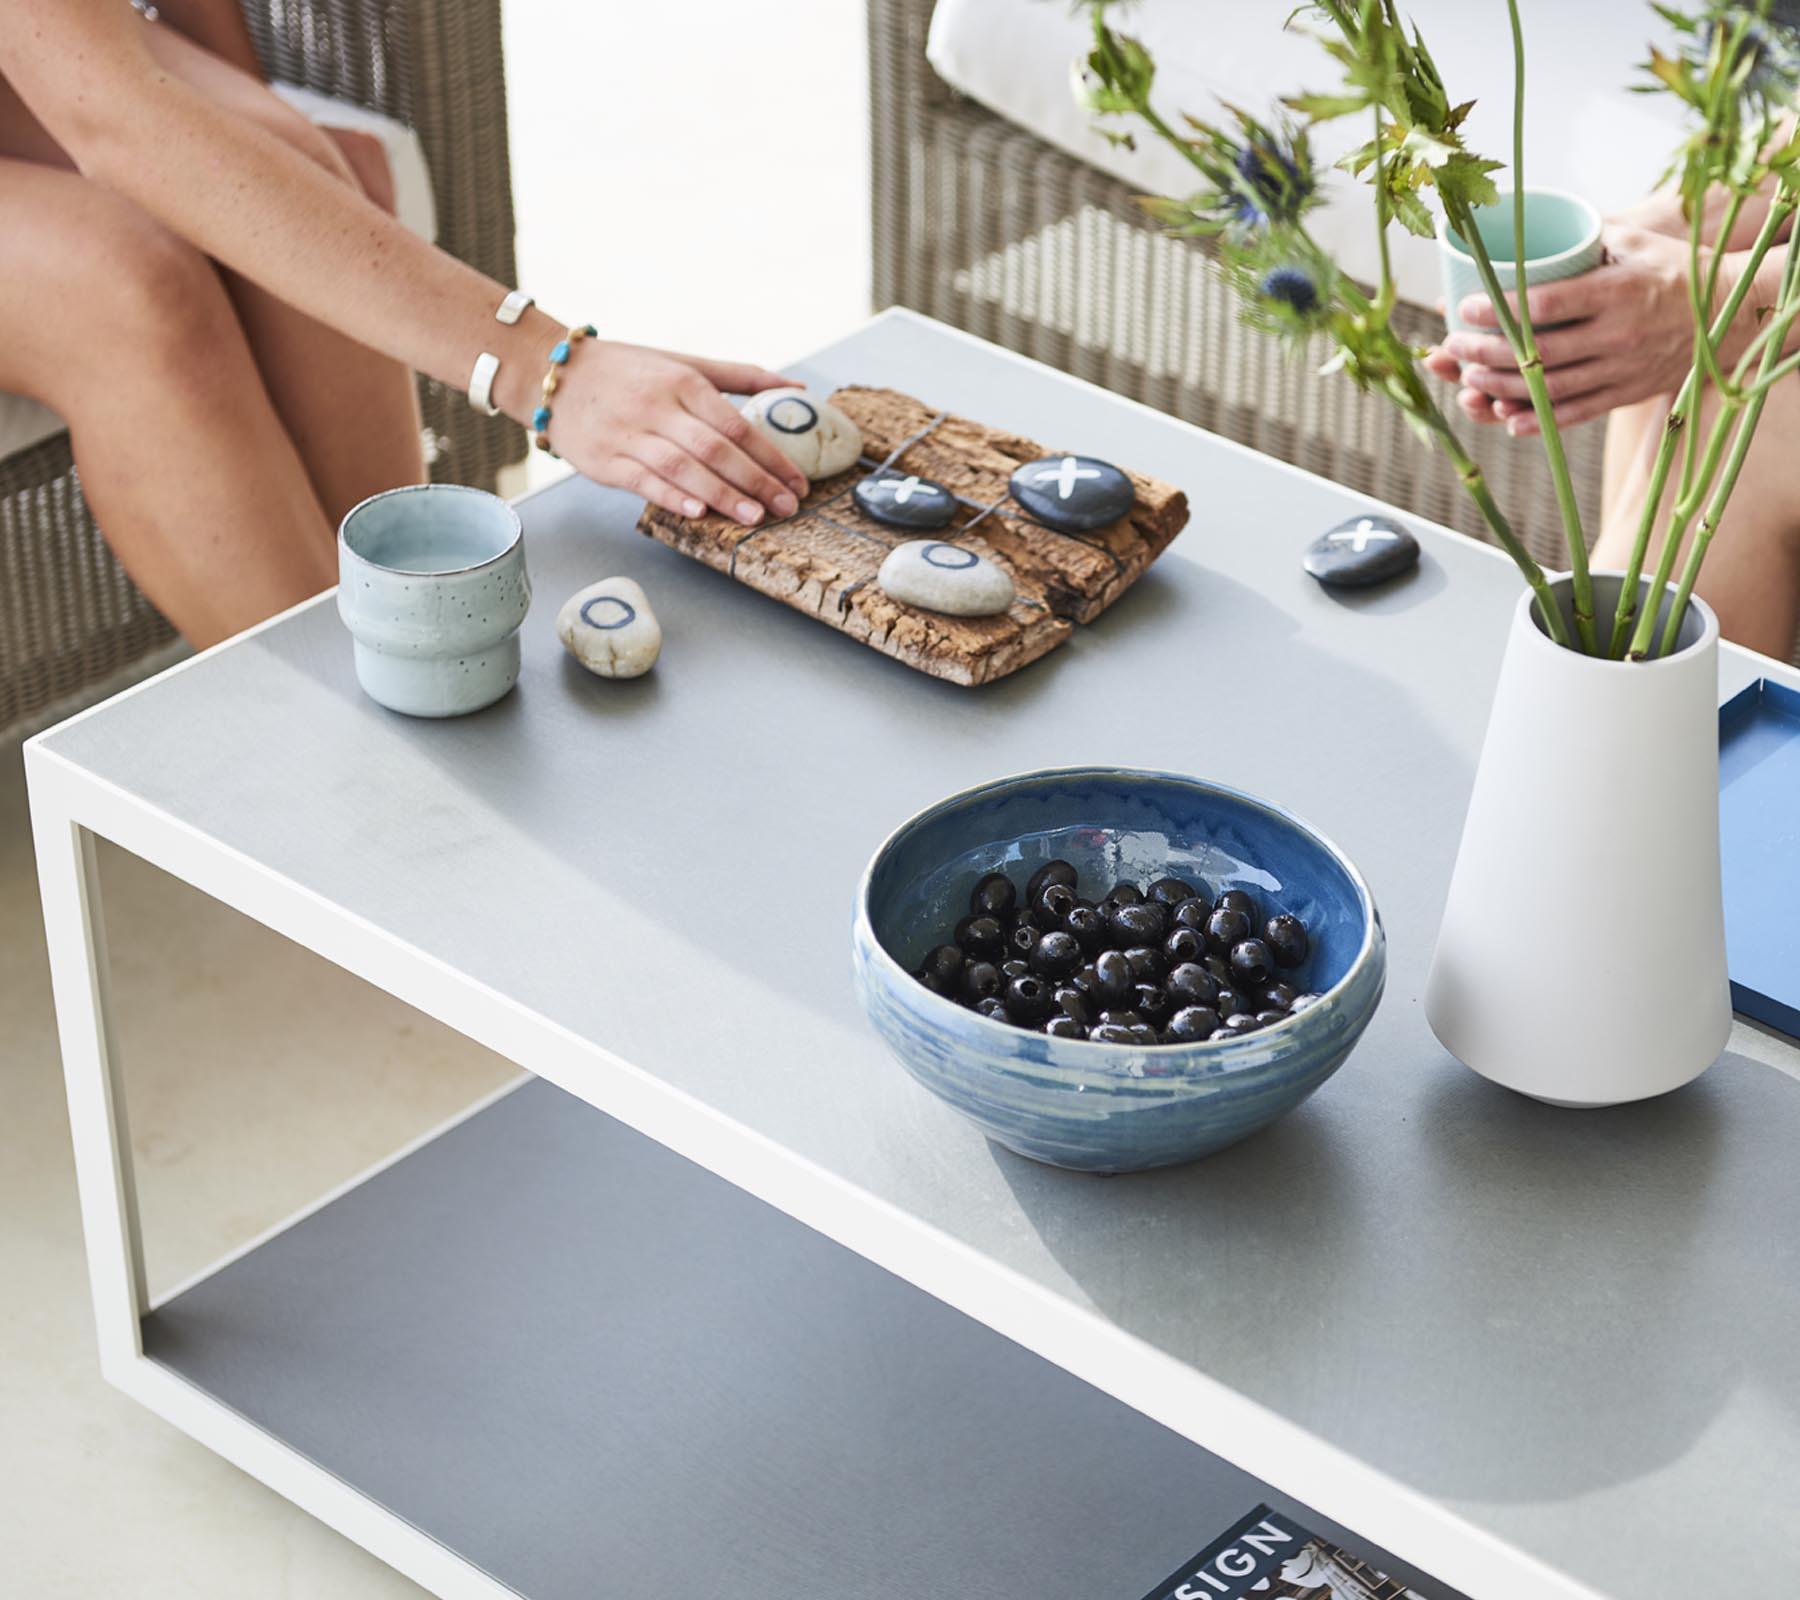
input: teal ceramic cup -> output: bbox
[337,484,531,718]
[1437,187,1602,338]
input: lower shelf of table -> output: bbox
[142,1077,1456,1600]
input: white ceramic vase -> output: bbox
[1425,574,1731,1106]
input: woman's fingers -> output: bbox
[1441,323,1603,372]
[678,356,804,396]
[679,377,810,500]
[1457,386,1508,424]
[604,456,707,522]
[1421,344,1462,383]
[611,432,767,526]
[1460,358,1623,403]
[1455,271,1606,333]
[1504,387,1623,435]
[656,409,801,520]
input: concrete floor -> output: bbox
[1,1,867,1590]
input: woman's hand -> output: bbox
[1421,222,1702,435]
[546,341,811,526]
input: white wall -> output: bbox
[502,1,873,486]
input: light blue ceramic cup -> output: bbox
[1438,187,1602,338]
[337,484,531,718]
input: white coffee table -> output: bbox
[29,311,1800,1600]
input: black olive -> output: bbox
[1147,876,1202,906]
[1099,1009,1144,1029]
[1070,963,1100,996]
[1229,938,1276,990]
[912,968,950,997]
[1214,888,1259,921]
[1265,913,1310,969]
[1171,898,1212,933]
[1004,974,1053,1025]
[1164,926,1206,965]
[1163,1006,1220,1043]
[1030,930,1083,981]
[1213,985,1247,1018]
[974,996,1007,1020]
[1122,945,1168,984]
[1289,991,1325,1013]
[1202,952,1232,983]
[1255,1010,1288,1027]
[1088,1023,1137,1045]
[1101,881,1144,910]
[969,872,1017,918]
[1043,1015,1088,1040]
[1223,1012,1262,1032]
[1054,986,1094,1027]
[1204,906,1252,956]
[1093,949,1133,1004]
[1261,981,1299,1012]
[1166,962,1221,1009]
[1033,881,1078,929]
[1210,1024,1243,1039]
[1127,1025,1160,1046]
[1007,921,1042,959]
[961,961,1002,1003]
[1064,903,1109,954]
[955,914,1005,962]
[1108,899,1168,945]
[999,958,1030,981]
[1133,983,1173,1024]
[1026,859,1078,902]
[923,944,965,985]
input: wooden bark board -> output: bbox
[636,386,1189,686]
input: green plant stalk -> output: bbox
[1656,222,1800,654]
[1501,0,1598,652]
[1449,198,1598,650]
[1415,392,1570,646]
[1687,167,1737,398]
[1372,104,1395,317]
[1606,197,1791,652]
[1626,395,1741,657]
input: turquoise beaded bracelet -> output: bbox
[532,324,598,456]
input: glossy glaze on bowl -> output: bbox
[853,767,1385,1172]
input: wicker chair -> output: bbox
[0,0,526,737]
[867,0,1605,570]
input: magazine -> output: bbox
[1140,1506,1426,1600]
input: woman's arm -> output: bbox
[151,0,262,77]
[0,1,808,523]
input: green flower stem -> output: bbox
[1626,395,1740,657]
[1687,173,1736,398]
[1372,105,1395,317]
[1418,397,1570,647]
[1606,197,1791,653]
[1656,222,1800,655]
[1450,201,1598,651]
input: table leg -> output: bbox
[29,790,147,1381]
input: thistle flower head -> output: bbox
[1258,265,1320,314]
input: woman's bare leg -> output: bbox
[142,22,425,524]
[0,158,335,647]
[1596,380,1800,659]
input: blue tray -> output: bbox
[1721,677,1800,1038]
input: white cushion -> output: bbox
[927,0,1689,309]
[1,87,435,460]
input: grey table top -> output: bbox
[43,311,1800,1598]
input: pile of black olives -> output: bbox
[912,860,1321,1046]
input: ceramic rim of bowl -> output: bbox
[1434,186,1602,272]
[854,764,1383,1074]
[338,483,525,578]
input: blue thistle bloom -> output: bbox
[1259,266,1319,315]
[1233,141,1303,225]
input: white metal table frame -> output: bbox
[31,313,1699,1600]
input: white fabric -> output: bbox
[927,0,1690,308]
[0,86,435,459]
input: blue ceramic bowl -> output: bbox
[853,767,1385,1172]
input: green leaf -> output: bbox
[1390,187,1436,237]
[1283,89,1370,121]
